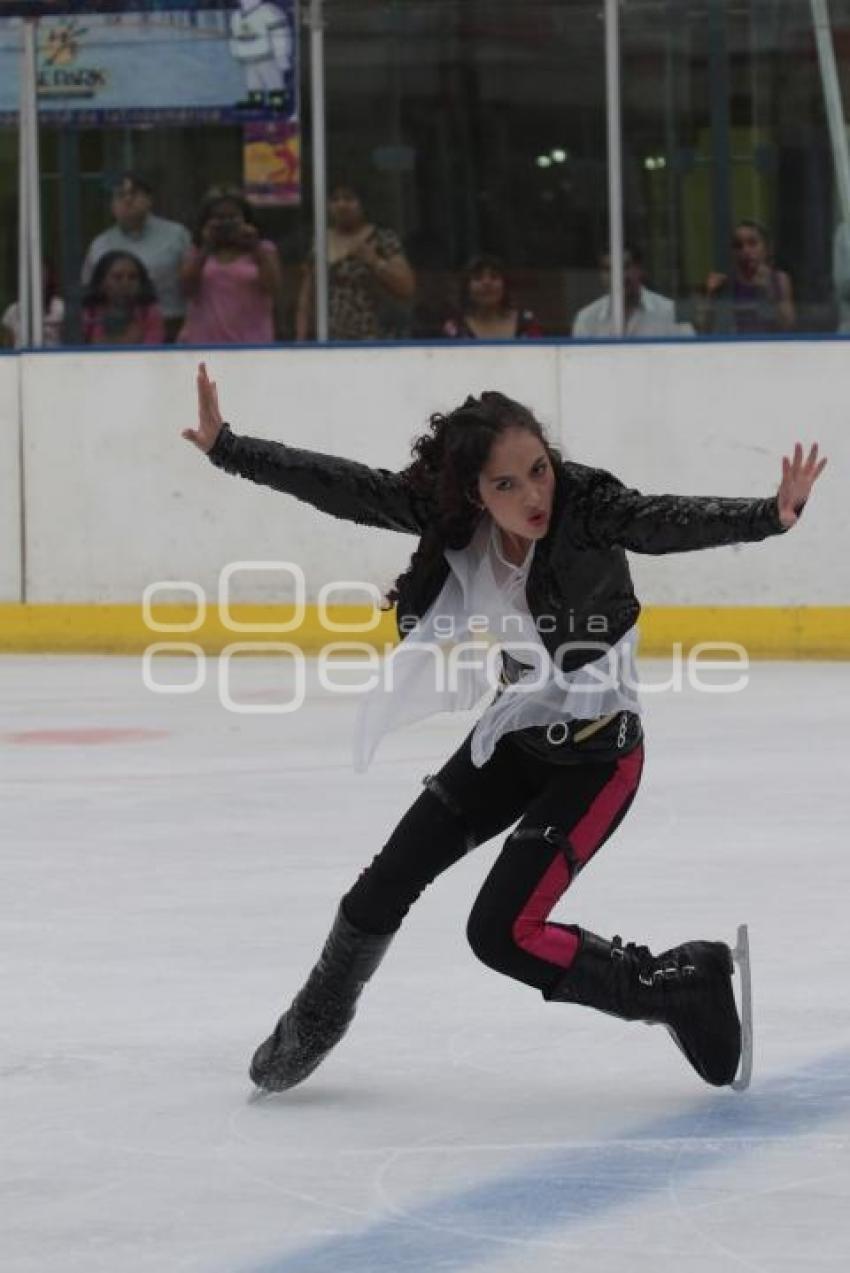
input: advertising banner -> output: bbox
[0,1,298,125]
[0,4,234,14]
[243,118,300,205]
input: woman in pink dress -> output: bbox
[82,251,164,346]
[179,187,283,345]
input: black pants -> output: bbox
[343,728,644,996]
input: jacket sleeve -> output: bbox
[207,424,427,535]
[575,469,788,555]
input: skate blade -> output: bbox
[731,923,753,1092]
[246,1085,277,1105]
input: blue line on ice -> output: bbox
[245,1046,850,1273]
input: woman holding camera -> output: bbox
[178,187,282,345]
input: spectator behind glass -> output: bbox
[442,255,543,340]
[832,219,850,332]
[178,187,282,345]
[572,246,688,338]
[296,181,416,341]
[82,251,164,346]
[1,262,64,347]
[700,220,795,334]
[82,173,191,342]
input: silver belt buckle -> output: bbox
[545,721,570,746]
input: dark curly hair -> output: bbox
[460,254,513,313]
[83,250,157,309]
[385,391,561,609]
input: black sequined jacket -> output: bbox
[207,424,788,674]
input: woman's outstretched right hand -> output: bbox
[182,361,224,453]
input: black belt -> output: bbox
[510,709,643,766]
[497,653,643,766]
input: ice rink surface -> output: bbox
[2,653,849,1273]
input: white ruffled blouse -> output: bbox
[353,516,641,771]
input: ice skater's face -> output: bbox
[477,426,555,543]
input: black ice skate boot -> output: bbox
[250,904,394,1093]
[545,929,742,1087]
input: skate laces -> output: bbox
[610,935,696,986]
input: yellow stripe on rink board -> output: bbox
[0,604,849,658]
[637,607,850,658]
[0,604,399,655]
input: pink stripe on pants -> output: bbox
[511,747,643,969]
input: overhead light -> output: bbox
[536,155,552,168]
[551,148,568,163]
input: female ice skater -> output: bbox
[183,363,826,1093]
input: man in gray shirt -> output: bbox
[81,173,191,341]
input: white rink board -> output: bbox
[556,340,849,605]
[17,341,850,605]
[19,345,560,605]
[0,355,21,601]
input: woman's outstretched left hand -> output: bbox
[776,442,827,528]
[182,362,224,454]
